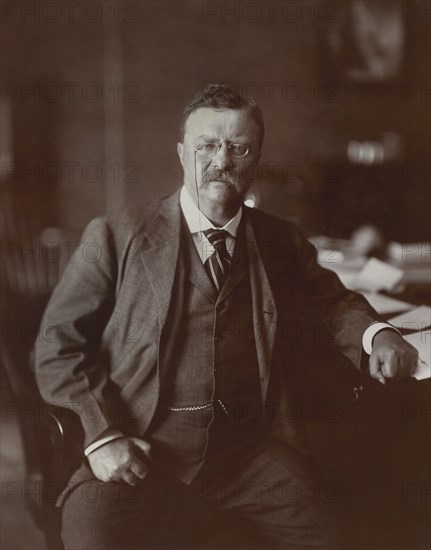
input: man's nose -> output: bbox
[211,144,233,171]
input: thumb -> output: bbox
[130,437,151,456]
[369,352,386,385]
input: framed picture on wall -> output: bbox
[321,0,405,83]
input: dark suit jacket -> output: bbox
[34,190,379,491]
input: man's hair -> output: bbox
[180,83,264,149]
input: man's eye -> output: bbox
[198,143,217,151]
[230,144,247,155]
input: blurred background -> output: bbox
[1,1,430,548]
[1,0,430,238]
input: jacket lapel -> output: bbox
[139,193,278,403]
[140,191,181,329]
[217,222,249,303]
[245,214,278,403]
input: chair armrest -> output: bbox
[39,405,84,487]
[16,401,83,540]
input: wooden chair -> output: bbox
[1,198,82,549]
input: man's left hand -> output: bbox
[369,329,419,384]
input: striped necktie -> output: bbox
[203,229,232,293]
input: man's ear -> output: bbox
[177,142,184,168]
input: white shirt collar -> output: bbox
[179,185,242,237]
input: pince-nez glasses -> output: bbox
[194,140,249,160]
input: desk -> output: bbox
[312,237,431,376]
[294,347,430,549]
[307,239,431,548]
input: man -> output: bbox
[35,84,417,549]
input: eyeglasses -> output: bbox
[194,141,249,160]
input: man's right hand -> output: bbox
[87,437,151,486]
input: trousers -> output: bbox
[61,442,338,550]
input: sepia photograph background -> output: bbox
[1,1,430,549]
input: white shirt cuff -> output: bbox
[362,322,402,355]
[84,428,125,456]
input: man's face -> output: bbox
[177,107,261,211]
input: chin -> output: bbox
[207,183,237,202]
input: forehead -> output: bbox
[184,107,259,142]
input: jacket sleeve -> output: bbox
[35,216,119,448]
[291,226,380,370]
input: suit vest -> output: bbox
[145,216,263,483]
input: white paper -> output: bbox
[353,257,404,292]
[412,359,431,381]
[388,305,431,330]
[361,292,412,315]
[403,330,431,380]
[334,271,362,291]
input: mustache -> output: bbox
[201,169,239,186]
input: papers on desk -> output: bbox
[387,241,431,263]
[412,360,431,380]
[327,258,405,297]
[352,257,404,292]
[339,257,413,314]
[361,292,413,315]
[388,306,431,330]
[402,330,431,380]
[316,247,345,265]
[387,308,431,379]
[311,237,430,379]
[335,271,363,291]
